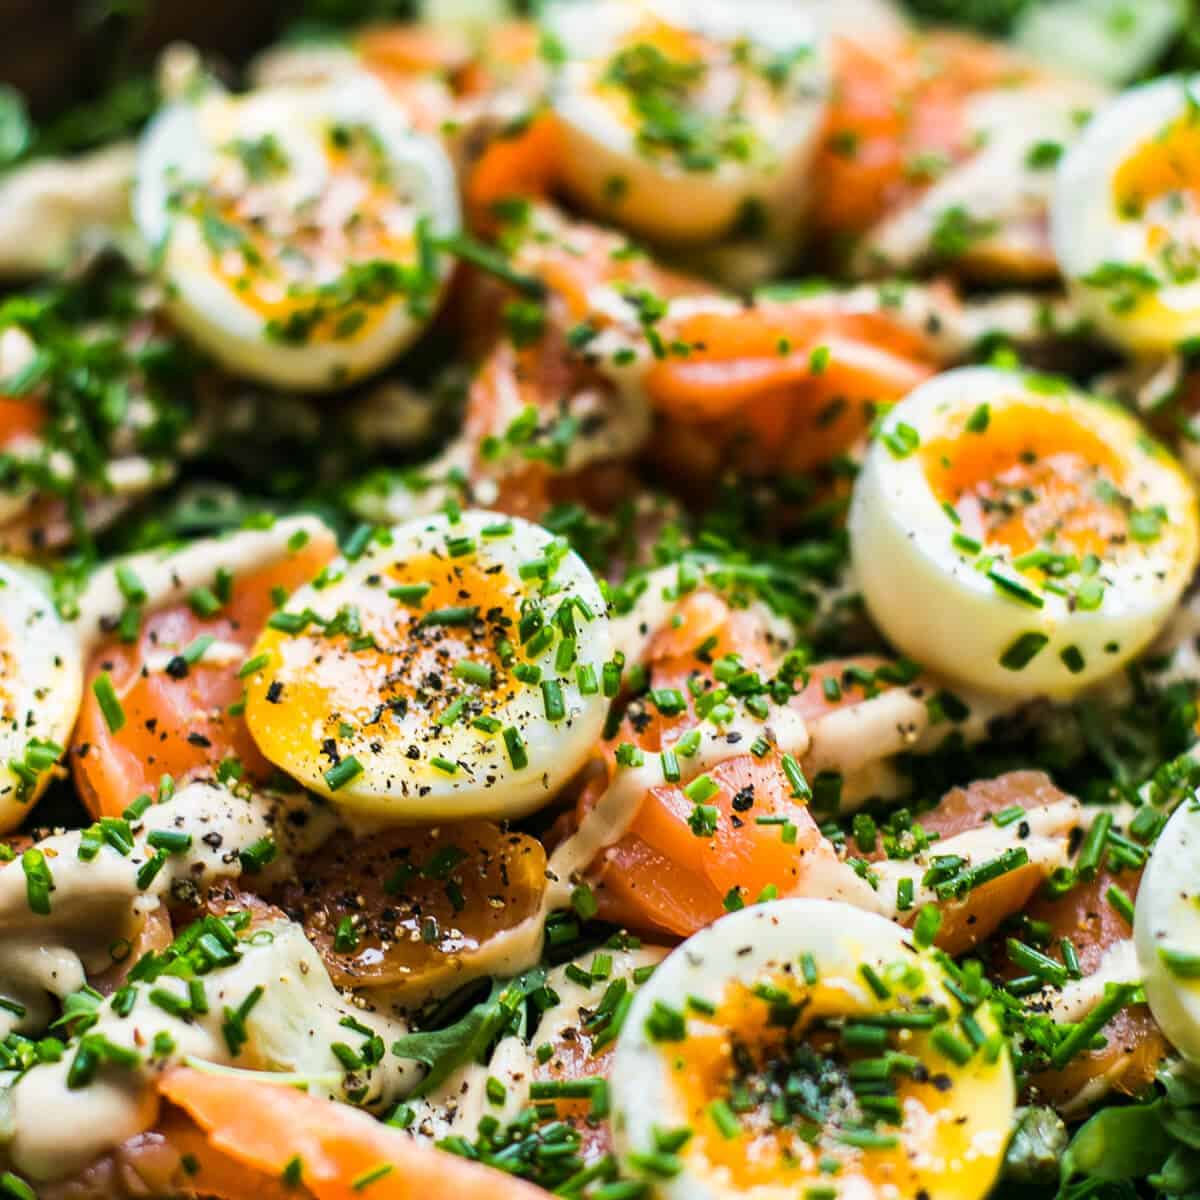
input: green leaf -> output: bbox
[1062,1100,1173,1184]
[391,968,545,1098]
[1150,1144,1200,1193]
[1163,1104,1200,1150]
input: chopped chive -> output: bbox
[684,774,719,804]
[135,851,167,889]
[836,1127,899,1150]
[1060,645,1086,674]
[147,829,192,854]
[92,673,126,733]
[781,753,811,800]
[988,570,1044,608]
[21,849,53,915]
[931,1027,973,1066]
[1000,631,1049,671]
[660,749,681,783]
[182,634,215,664]
[1076,811,1112,880]
[707,1099,740,1139]
[1050,982,1138,1068]
[1007,938,1067,987]
[342,524,374,561]
[323,757,363,792]
[188,587,221,618]
[859,963,891,1000]
[503,726,528,770]
[238,837,277,874]
[1106,883,1135,925]
[389,583,431,606]
[1061,938,1081,979]
[542,679,566,722]
[965,403,990,433]
[238,653,270,679]
[453,660,493,687]
[419,605,478,627]
[913,904,941,948]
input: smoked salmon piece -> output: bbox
[159,1067,549,1200]
[72,533,334,818]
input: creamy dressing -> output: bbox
[0,144,136,278]
[0,781,428,1181]
[0,783,335,1030]
[874,797,1081,917]
[1048,938,1143,1027]
[545,704,813,910]
[74,515,336,650]
[6,922,417,1181]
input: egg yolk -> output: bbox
[667,969,1005,1199]
[1114,114,1200,219]
[1112,113,1200,279]
[175,119,425,341]
[277,821,546,992]
[245,551,524,787]
[921,402,1132,567]
[592,13,785,169]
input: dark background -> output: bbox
[0,1,292,113]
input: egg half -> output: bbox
[0,562,82,833]
[850,366,1199,699]
[243,510,613,822]
[611,898,1015,1200]
[135,72,460,391]
[542,0,830,246]
[1054,75,1200,353]
[1135,790,1200,1067]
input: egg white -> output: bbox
[1135,791,1200,1066]
[850,366,1199,699]
[0,562,82,833]
[1054,75,1200,353]
[611,898,1014,1200]
[135,72,460,391]
[243,510,612,822]
[542,0,830,246]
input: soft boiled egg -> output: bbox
[850,366,1199,699]
[541,0,830,246]
[243,510,613,822]
[1135,788,1200,1066]
[1054,76,1200,353]
[0,562,82,833]
[134,71,460,391]
[611,899,1015,1200]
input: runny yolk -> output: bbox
[1113,114,1200,221]
[921,403,1130,564]
[667,975,992,1197]
[245,551,521,772]
[193,124,419,337]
